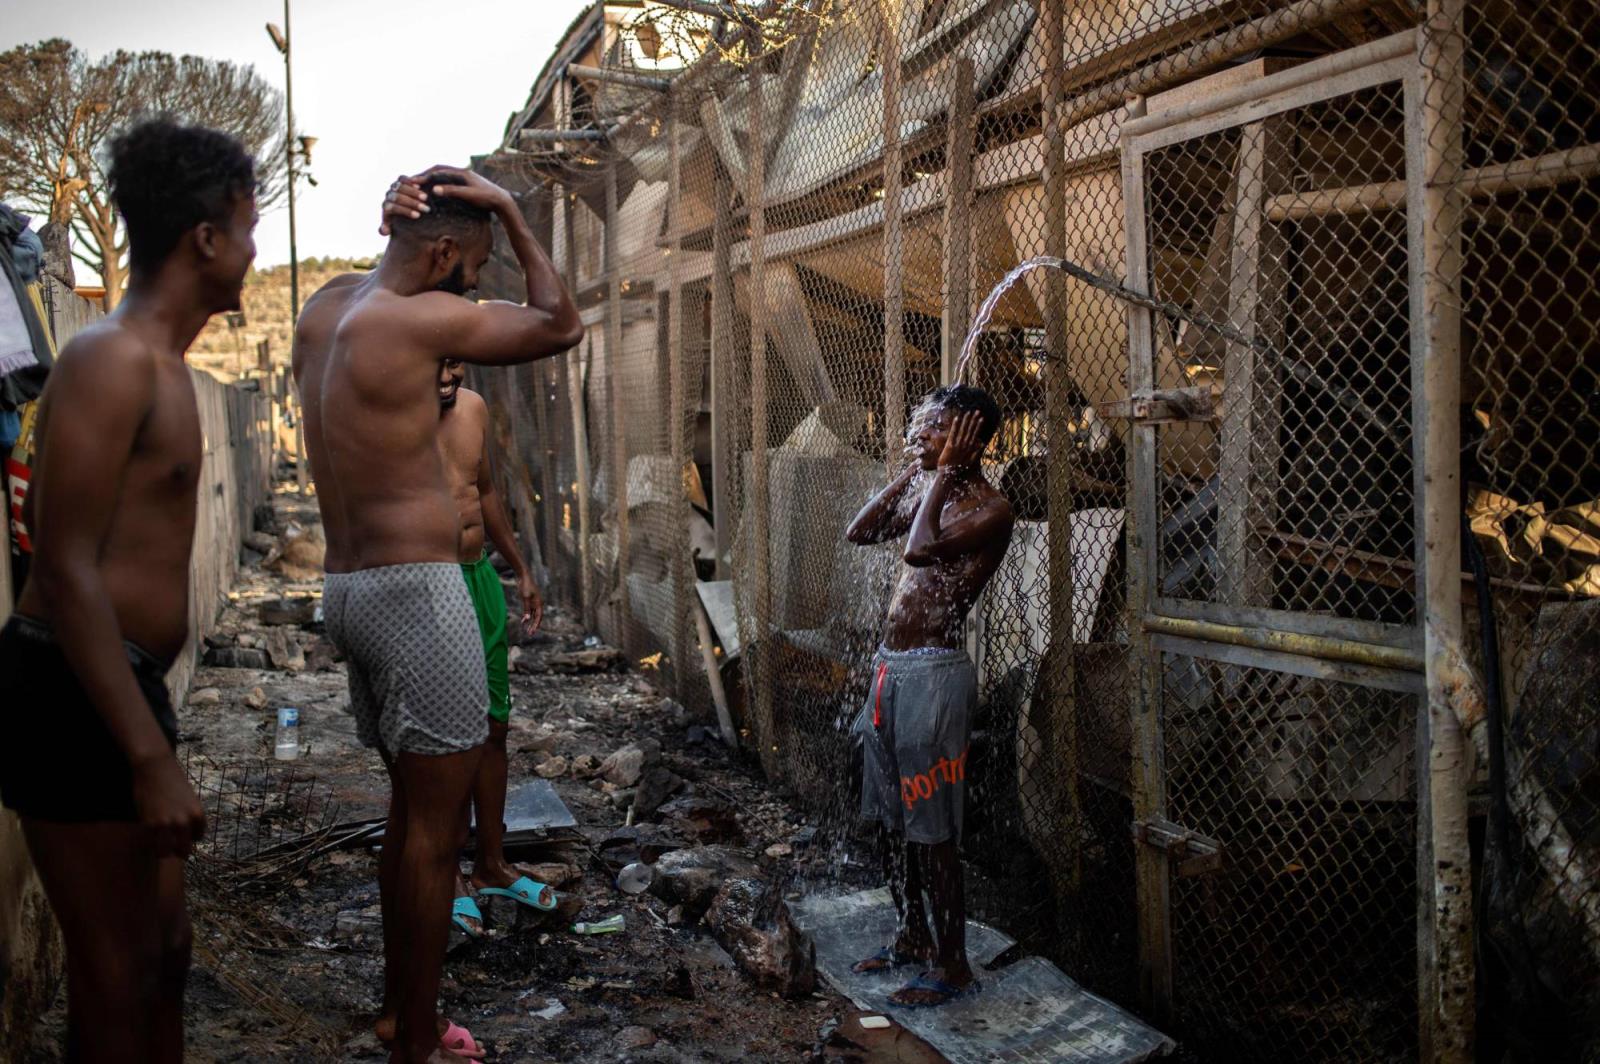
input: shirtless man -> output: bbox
[294,167,580,1064]
[434,358,552,936]
[0,119,257,1061]
[843,385,1015,1007]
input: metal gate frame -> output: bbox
[1117,28,1470,1054]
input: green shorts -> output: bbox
[461,553,511,724]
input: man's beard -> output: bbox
[439,388,458,409]
[434,261,468,296]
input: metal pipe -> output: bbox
[878,0,905,465]
[1412,0,1474,1054]
[517,128,609,146]
[1141,614,1424,673]
[565,63,672,92]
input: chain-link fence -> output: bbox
[467,1,1600,1058]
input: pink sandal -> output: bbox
[441,1020,487,1059]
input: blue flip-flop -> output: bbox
[889,971,981,1008]
[477,876,557,911]
[451,895,484,938]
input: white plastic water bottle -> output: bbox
[274,707,300,760]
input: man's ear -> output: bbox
[193,221,220,262]
[432,235,460,272]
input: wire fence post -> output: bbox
[667,89,693,703]
[879,0,905,465]
[1412,0,1473,1056]
[606,165,630,639]
[562,189,594,629]
[941,56,975,385]
[747,55,777,774]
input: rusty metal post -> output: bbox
[747,57,777,773]
[606,165,630,636]
[879,1,905,464]
[941,56,975,385]
[1039,0,1084,914]
[1410,0,1473,1057]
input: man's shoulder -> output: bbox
[55,320,159,379]
[455,387,487,414]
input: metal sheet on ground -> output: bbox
[470,779,578,841]
[790,889,1175,1063]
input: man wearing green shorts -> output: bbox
[437,358,554,932]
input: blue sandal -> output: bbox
[451,895,484,938]
[889,971,981,1008]
[476,876,557,911]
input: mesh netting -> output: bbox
[465,1,1600,1058]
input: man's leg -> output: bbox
[391,745,483,1064]
[853,828,934,972]
[375,752,408,1044]
[23,819,163,1063]
[467,718,522,890]
[151,856,193,1062]
[889,839,975,1005]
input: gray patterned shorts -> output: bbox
[323,563,490,757]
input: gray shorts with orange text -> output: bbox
[851,646,975,845]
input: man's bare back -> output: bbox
[292,273,366,573]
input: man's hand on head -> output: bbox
[377,166,517,236]
[378,173,429,236]
[937,411,986,473]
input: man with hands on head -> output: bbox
[295,164,580,1063]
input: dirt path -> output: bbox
[23,500,940,1063]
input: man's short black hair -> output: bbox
[389,174,493,244]
[108,118,256,273]
[930,384,1003,442]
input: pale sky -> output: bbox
[2,0,593,267]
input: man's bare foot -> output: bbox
[470,863,554,906]
[888,964,978,1006]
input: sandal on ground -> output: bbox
[850,946,921,974]
[889,971,981,1008]
[451,895,484,938]
[476,876,556,911]
[441,1019,487,1059]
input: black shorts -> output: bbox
[0,615,178,823]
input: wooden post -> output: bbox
[562,191,594,628]
[748,57,777,773]
[1039,0,1084,920]
[941,57,975,385]
[880,1,906,462]
[667,92,694,702]
[710,165,735,579]
[1216,119,1288,612]
[1410,0,1473,1056]
[606,165,630,635]
[532,188,561,599]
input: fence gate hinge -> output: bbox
[1132,817,1224,877]
[1097,386,1217,424]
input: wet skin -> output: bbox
[18,189,258,1062]
[435,364,548,910]
[296,167,580,1064]
[844,407,1015,1004]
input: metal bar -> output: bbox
[747,58,777,777]
[605,165,630,632]
[1266,141,1600,221]
[1152,595,1420,650]
[1122,120,1173,1025]
[879,0,905,466]
[710,165,734,580]
[667,94,693,704]
[1040,0,1083,908]
[1142,614,1424,673]
[940,57,975,385]
[1151,633,1426,696]
[565,63,671,92]
[652,0,759,25]
[1411,0,1474,1055]
[517,128,609,146]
